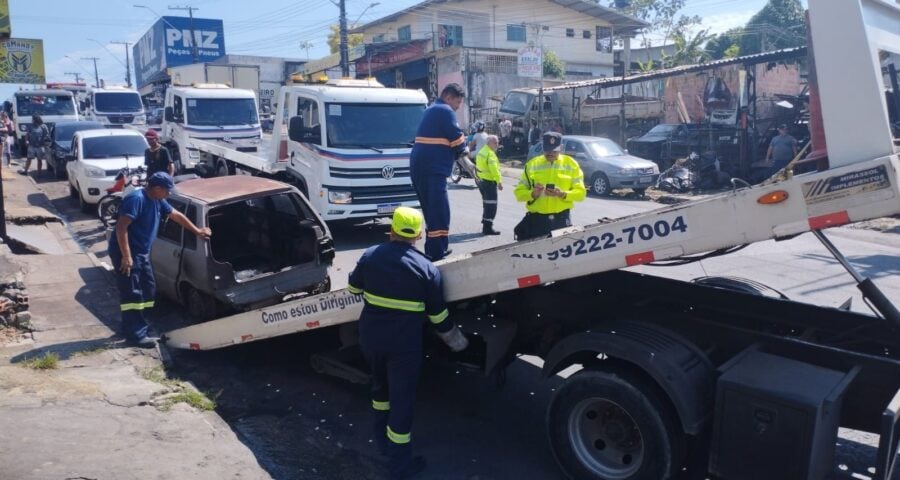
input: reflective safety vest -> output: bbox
[513,154,586,214]
[475,146,501,182]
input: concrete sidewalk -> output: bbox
[0,167,271,480]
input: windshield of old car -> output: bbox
[499,91,533,116]
[54,123,104,142]
[586,139,625,157]
[186,98,259,126]
[325,103,424,149]
[82,135,147,159]
[16,94,77,116]
[647,124,679,135]
[94,92,143,113]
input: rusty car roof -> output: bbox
[174,176,293,204]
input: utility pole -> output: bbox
[82,56,101,87]
[65,72,84,84]
[110,41,133,87]
[169,5,200,63]
[338,0,349,77]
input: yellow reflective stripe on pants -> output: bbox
[363,291,425,312]
[121,301,155,312]
[372,399,390,411]
[348,285,363,295]
[387,426,411,444]
[428,309,449,324]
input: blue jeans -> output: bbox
[109,249,156,341]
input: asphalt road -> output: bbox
[32,169,900,480]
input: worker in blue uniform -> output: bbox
[348,206,469,479]
[410,83,467,261]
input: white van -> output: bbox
[84,86,146,128]
[4,89,79,155]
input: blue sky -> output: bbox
[1,0,785,100]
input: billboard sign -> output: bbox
[0,38,44,84]
[133,16,225,88]
[517,46,542,78]
[0,0,10,40]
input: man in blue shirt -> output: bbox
[410,83,467,261]
[348,207,468,479]
[108,172,211,348]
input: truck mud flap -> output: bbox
[875,387,900,480]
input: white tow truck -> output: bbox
[164,1,900,478]
[163,78,425,221]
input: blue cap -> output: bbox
[147,172,176,191]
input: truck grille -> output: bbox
[330,165,411,180]
[325,184,418,205]
[108,115,135,124]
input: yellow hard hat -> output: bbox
[391,207,424,238]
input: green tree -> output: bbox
[326,24,364,55]
[706,27,743,59]
[739,0,806,55]
[612,0,700,48]
[663,25,711,67]
[543,50,565,78]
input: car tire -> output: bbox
[590,173,611,197]
[53,157,66,179]
[185,284,218,322]
[547,368,685,480]
[69,183,78,199]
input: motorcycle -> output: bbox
[656,152,730,193]
[97,165,147,228]
[448,153,479,184]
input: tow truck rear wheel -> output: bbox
[216,159,234,177]
[547,368,684,480]
[184,284,218,322]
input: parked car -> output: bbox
[67,129,147,213]
[48,120,105,179]
[625,124,699,169]
[528,135,660,196]
[150,176,334,321]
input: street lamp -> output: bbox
[299,41,314,61]
[133,4,178,30]
[352,2,380,28]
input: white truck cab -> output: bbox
[4,89,79,156]
[281,79,426,221]
[162,84,262,174]
[84,86,146,128]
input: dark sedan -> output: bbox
[48,120,106,179]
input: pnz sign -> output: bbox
[133,16,225,88]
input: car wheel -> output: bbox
[590,173,611,197]
[54,157,66,179]
[185,285,218,322]
[77,185,92,214]
[69,183,78,199]
[547,369,685,480]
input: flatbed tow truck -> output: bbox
[163,1,900,478]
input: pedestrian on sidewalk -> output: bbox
[143,130,174,176]
[475,135,502,235]
[348,206,468,479]
[410,83,467,261]
[0,111,13,167]
[498,116,512,157]
[21,114,50,176]
[108,172,211,348]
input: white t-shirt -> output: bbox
[468,132,488,159]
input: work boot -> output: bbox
[482,223,501,236]
[129,336,157,349]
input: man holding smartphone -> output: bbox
[513,132,586,240]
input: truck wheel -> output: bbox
[216,160,233,177]
[185,285,218,322]
[590,173,611,196]
[170,147,184,175]
[547,369,684,480]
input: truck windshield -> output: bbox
[326,103,424,149]
[82,136,147,159]
[94,92,143,113]
[499,91,533,116]
[15,94,76,116]
[187,98,259,126]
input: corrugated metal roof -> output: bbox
[547,46,808,92]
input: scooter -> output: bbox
[97,165,147,228]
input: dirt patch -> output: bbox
[0,325,30,346]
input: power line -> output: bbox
[110,41,133,87]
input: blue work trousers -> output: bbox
[412,172,450,260]
[109,250,155,341]
[361,342,423,478]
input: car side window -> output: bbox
[158,198,188,245]
[565,141,583,154]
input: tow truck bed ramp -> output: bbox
[165,154,900,350]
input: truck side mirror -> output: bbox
[164,107,174,122]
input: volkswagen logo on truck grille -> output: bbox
[381,165,395,180]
